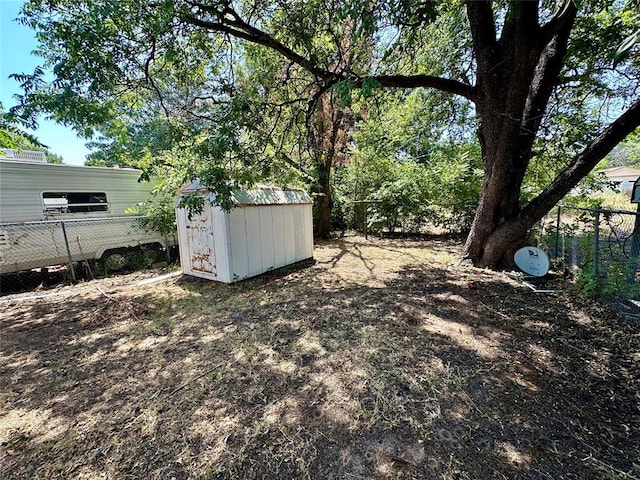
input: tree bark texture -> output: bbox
[314,161,334,238]
[461,1,578,268]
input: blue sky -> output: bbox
[1,0,90,165]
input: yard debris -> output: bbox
[135,270,183,286]
[0,289,73,304]
[506,270,564,293]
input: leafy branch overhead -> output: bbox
[614,28,640,66]
[9,0,640,268]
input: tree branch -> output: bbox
[181,11,334,81]
[519,97,640,226]
[143,38,171,118]
[272,147,315,182]
[369,75,476,101]
[520,2,576,146]
[182,5,475,103]
[541,0,578,41]
[465,1,498,75]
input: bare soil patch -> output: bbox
[1,235,639,479]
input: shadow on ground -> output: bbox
[1,236,638,479]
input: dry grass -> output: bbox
[1,235,639,479]
[596,191,637,211]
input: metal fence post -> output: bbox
[554,205,561,258]
[164,232,171,263]
[364,203,369,239]
[60,221,77,282]
[631,205,640,258]
[592,209,600,278]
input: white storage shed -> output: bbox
[175,183,314,283]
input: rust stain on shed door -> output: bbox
[186,212,216,275]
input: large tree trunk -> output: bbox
[461,165,529,269]
[461,117,533,268]
[466,96,640,268]
[461,1,577,268]
[460,0,640,269]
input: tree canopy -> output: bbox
[1,104,63,163]
[9,0,640,267]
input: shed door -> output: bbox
[186,210,216,275]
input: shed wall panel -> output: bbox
[283,206,296,265]
[242,207,264,276]
[271,206,286,268]
[259,207,275,272]
[293,205,306,259]
[176,209,191,274]
[304,205,314,258]
[214,210,233,283]
[228,208,249,280]
[244,208,263,277]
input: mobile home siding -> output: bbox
[0,159,175,275]
[0,160,155,222]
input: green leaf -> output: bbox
[613,29,640,67]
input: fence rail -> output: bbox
[0,216,176,294]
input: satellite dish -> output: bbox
[514,246,550,277]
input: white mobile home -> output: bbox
[0,150,175,275]
[175,183,313,283]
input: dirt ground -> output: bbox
[1,235,639,480]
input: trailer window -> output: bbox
[42,192,108,213]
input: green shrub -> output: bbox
[334,143,482,234]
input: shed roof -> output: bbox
[178,182,313,206]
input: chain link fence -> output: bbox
[534,204,640,327]
[0,216,177,295]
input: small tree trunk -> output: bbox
[310,92,351,239]
[314,160,333,238]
